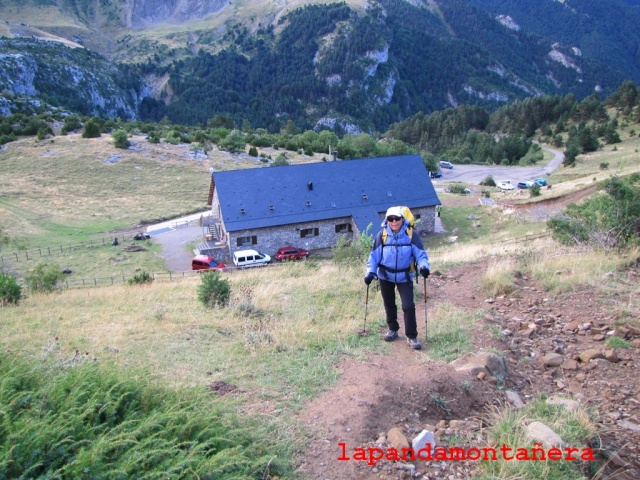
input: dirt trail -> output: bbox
[295,257,640,479]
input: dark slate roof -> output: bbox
[214,154,441,233]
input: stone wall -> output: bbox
[226,216,355,261]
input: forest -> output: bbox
[2,81,638,178]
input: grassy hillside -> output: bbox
[2,127,640,478]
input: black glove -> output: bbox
[364,272,377,285]
[420,267,430,278]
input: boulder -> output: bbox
[449,352,507,380]
[578,349,604,363]
[387,427,410,451]
[542,353,564,368]
[525,421,565,448]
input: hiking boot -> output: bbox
[383,330,399,342]
[407,337,422,350]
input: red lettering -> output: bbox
[337,442,350,461]
[416,446,433,461]
[580,448,595,461]
[367,447,384,466]
[448,447,466,460]
[466,447,481,461]
[434,447,449,461]
[564,447,578,460]
[531,443,545,460]
[548,447,562,460]
[401,448,416,461]
[481,447,497,460]
[500,444,514,460]
[386,447,400,462]
[515,448,530,460]
[353,447,367,461]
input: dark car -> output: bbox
[274,246,309,262]
[430,170,443,178]
[517,180,534,189]
[191,255,226,271]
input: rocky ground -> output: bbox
[295,255,640,480]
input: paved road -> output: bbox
[146,213,210,272]
[433,146,563,185]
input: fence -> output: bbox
[13,232,552,291]
[59,270,203,289]
[0,232,147,266]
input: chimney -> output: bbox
[307,182,313,191]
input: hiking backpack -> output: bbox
[380,206,419,282]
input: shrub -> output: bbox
[24,261,65,292]
[82,119,101,138]
[447,183,469,195]
[529,183,541,197]
[112,130,130,149]
[198,270,231,308]
[548,175,640,249]
[480,175,496,187]
[332,225,374,265]
[128,271,153,285]
[0,272,22,305]
[600,162,609,170]
[248,146,258,157]
[271,153,290,167]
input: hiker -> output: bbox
[364,206,431,350]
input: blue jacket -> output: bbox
[366,219,430,284]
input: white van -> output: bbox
[232,249,271,268]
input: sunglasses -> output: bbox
[386,216,402,222]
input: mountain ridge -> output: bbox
[1,0,638,132]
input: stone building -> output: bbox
[201,154,441,260]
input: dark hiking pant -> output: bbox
[379,278,417,339]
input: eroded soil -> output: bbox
[295,242,640,480]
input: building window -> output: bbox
[300,228,319,238]
[237,235,257,247]
[335,223,352,233]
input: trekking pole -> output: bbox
[423,276,428,342]
[359,283,370,336]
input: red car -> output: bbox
[274,246,309,262]
[191,255,226,271]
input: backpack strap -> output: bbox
[379,225,416,282]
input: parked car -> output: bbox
[439,160,454,169]
[191,255,226,271]
[430,170,443,178]
[497,180,515,190]
[274,246,309,262]
[517,180,535,189]
[233,249,271,268]
[533,177,548,186]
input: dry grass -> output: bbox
[480,256,517,297]
[1,261,385,406]
[0,133,315,244]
